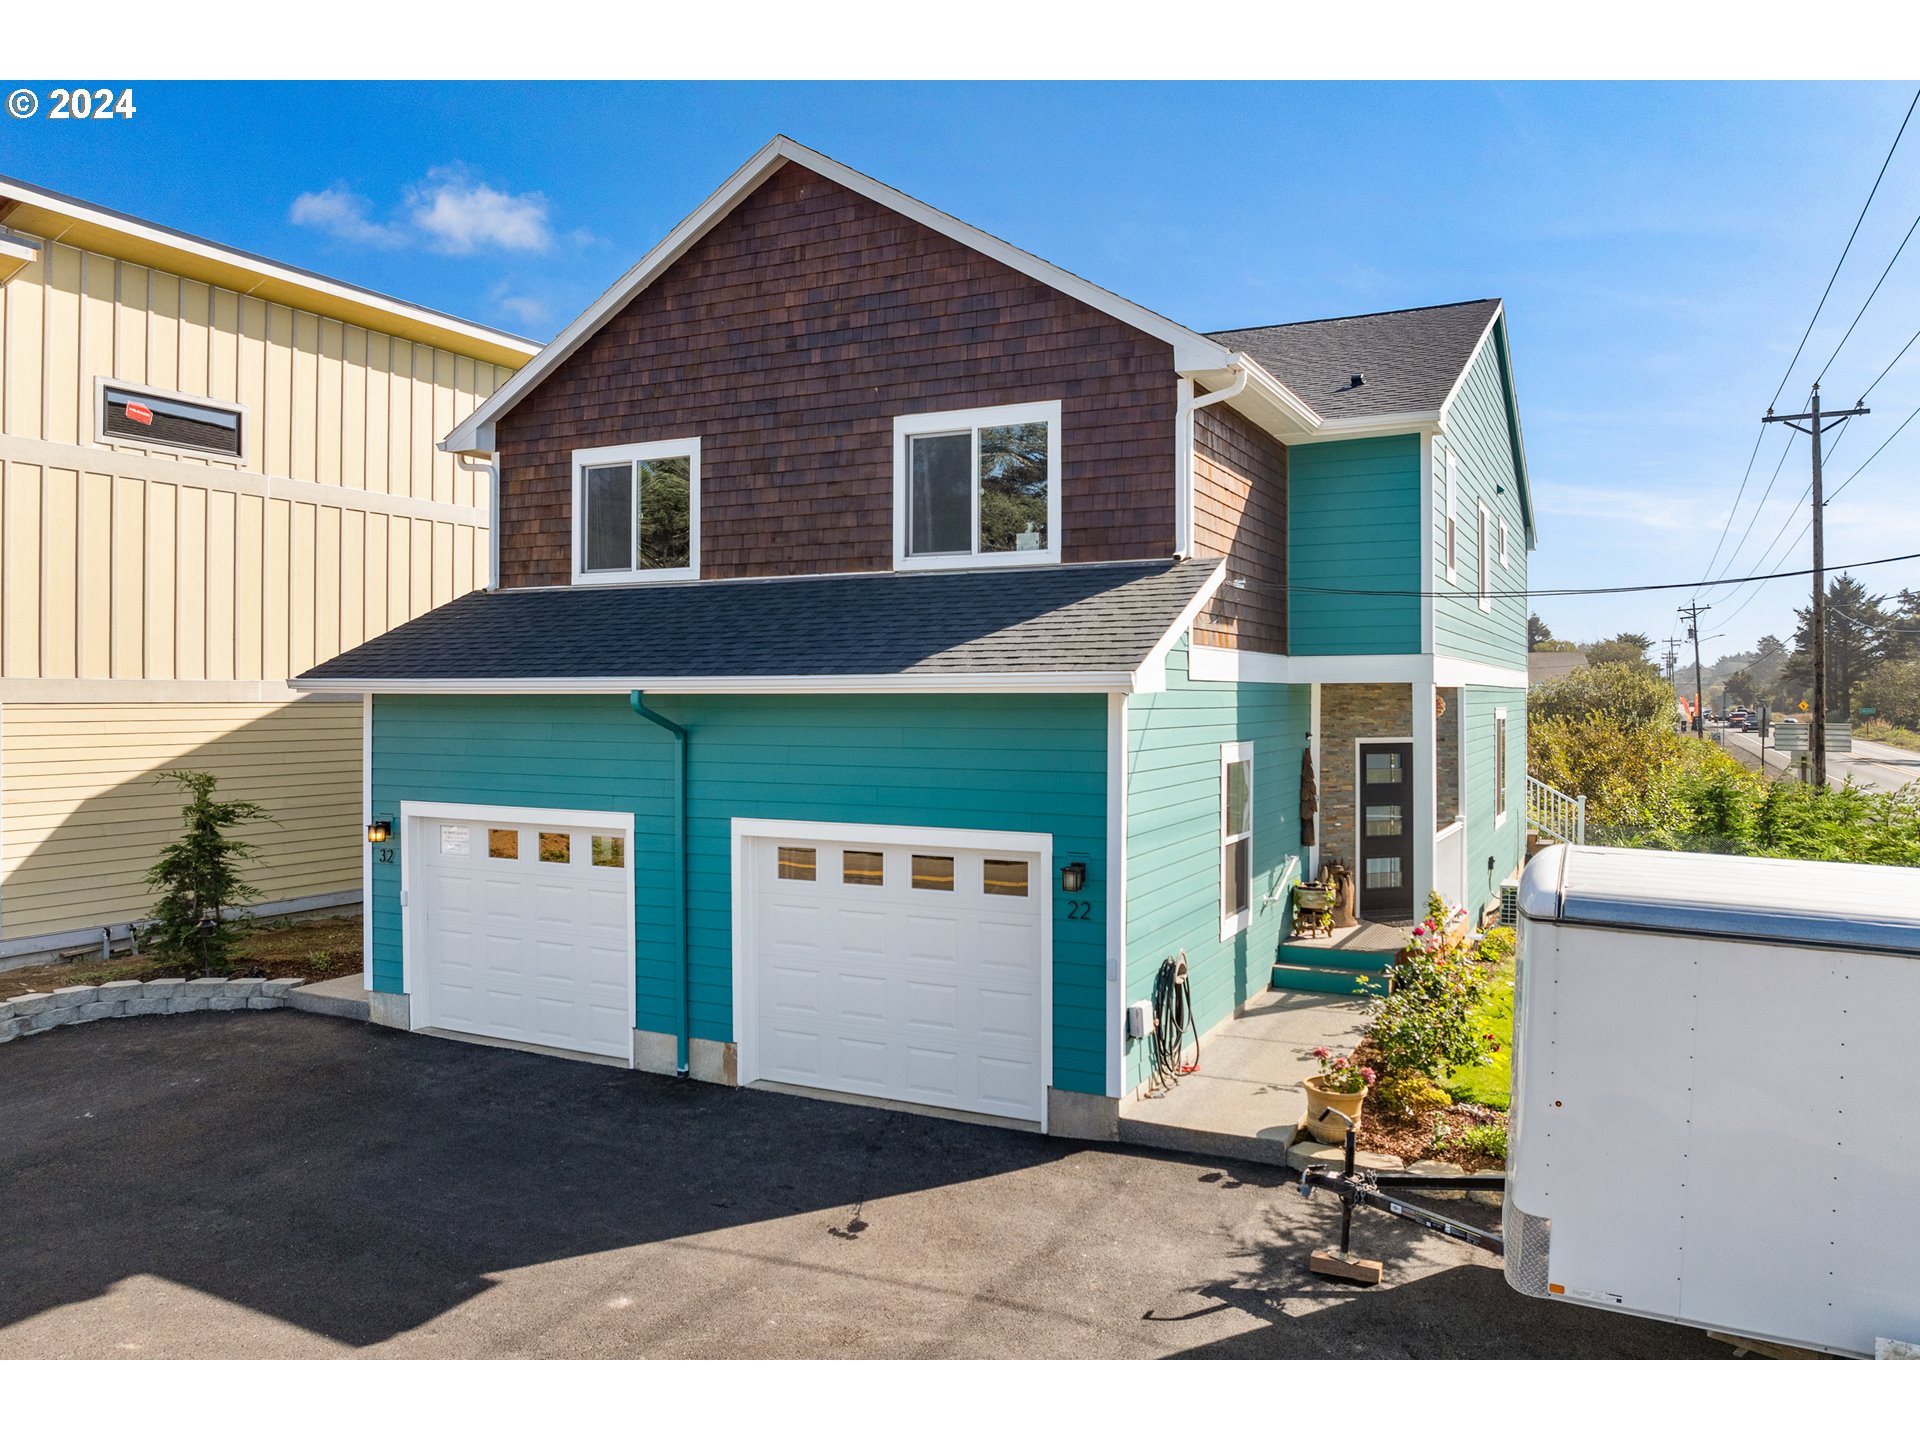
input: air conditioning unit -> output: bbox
[1500,882,1520,928]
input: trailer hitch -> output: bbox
[1298,1109,1507,1283]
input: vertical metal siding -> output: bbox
[0,238,507,686]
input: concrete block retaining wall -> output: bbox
[0,977,306,1043]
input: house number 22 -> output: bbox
[1065,900,1092,921]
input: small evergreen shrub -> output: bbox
[143,769,269,976]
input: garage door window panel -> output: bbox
[912,855,956,891]
[539,832,570,863]
[843,850,884,886]
[778,846,817,881]
[488,828,519,860]
[983,859,1029,897]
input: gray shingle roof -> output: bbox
[295,558,1221,686]
[1209,299,1501,421]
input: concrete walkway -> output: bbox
[1119,990,1371,1166]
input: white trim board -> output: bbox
[293,670,1141,697]
[728,815,1055,1130]
[443,136,1321,456]
[0,433,491,530]
[1186,647,1527,690]
[1106,692,1127,1101]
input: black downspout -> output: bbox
[629,690,689,1075]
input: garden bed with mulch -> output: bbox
[0,913,362,1002]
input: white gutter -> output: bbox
[1174,363,1251,557]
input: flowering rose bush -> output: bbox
[1365,891,1494,1081]
[1310,1047,1376,1094]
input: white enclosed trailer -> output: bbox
[1507,845,1920,1357]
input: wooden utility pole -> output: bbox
[1763,384,1869,787]
[1678,602,1710,733]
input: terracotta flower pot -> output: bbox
[1302,1076,1367,1144]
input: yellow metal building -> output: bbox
[0,176,538,962]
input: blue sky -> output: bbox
[6,80,1919,663]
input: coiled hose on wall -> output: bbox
[1149,950,1200,1094]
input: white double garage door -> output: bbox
[406,808,1048,1123]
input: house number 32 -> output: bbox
[375,847,396,865]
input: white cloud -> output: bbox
[289,167,552,256]
[488,283,552,331]
[288,186,406,248]
[405,167,552,255]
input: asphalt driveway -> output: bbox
[0,1012,1726,1359]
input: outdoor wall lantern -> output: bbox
[366,817,393,845]
[1060,860,1087,893]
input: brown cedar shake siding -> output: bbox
[1191,401,1287,653]
[495,162,1181,587]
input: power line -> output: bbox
[1828,396,1920,504]
[1703,425,1802,587]
[1854,321,1920,402]
[1765,86,1919,412]
[1695,425,1772,598]
[1269,545,1920,600]
[1814,205,1920,386]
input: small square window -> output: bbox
[439,825,471,855]
[843,850,884,886]
[487,828,518,859]
[983,859,1029,897]
[592,835,625,868]
[778,846,817,881]
[539,832,571,863]
[912,855,955,891]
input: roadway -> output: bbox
[1712,721,1920,793]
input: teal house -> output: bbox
[295,138,1536,1139]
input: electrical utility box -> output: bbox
[1507,845,1920,1357]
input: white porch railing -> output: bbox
[1526,774,1587,845]
[1434,817,1468,911]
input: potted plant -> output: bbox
[1301,1047,1375,1143]
[1292,880,1336,937]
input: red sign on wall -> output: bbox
[124,401,154,425]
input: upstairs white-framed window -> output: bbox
[1494,708,1510,826]
[1220,741,1254,940]
[572,438,700,585]
[892,400,1061,570]
[1476,500,1492,612]
[1443,447,1459,584]
[1498,516,1511,569]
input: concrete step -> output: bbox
[287,974,371,1021]
[1269,962,1387,997]
[1276,943,1395,973]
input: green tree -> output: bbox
[143,770,269,976]
[1529,662,1679,728]
[1858,657,1920,729]
[1781,575,1889,718]
[1584,632,1657,674]
[1528,613,1554,651]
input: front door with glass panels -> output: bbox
[1357,743,1415,921]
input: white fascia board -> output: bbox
[443,136,1243,456]
[1436,303,1504,429]
[291,671,1139,697]
[1185,647,1525,690]
[0,226,42,284]
[1291,411,1442,445]
[1433,656,1529,689]
[1181,355,1323,442]
[1130,560,1229,693]
[0,178,536,360]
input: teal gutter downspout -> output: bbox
[629,690,690,1075]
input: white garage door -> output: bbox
[741,830,1046,1122]
[410,810,634,1061]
